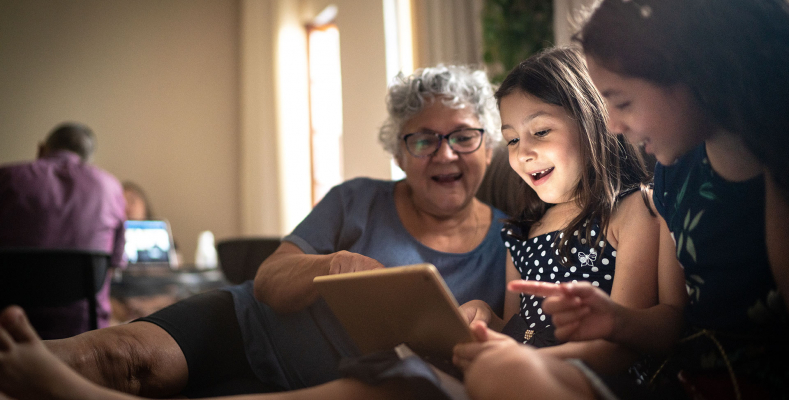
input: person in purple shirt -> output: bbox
[0,122,126,337]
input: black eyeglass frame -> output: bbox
[401,128,485,158]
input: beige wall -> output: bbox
[0,0,395,262]
[0,0,241,263]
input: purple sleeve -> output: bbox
[110,179,127,268]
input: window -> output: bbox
[307,18,343,205]
[383,0,414,180]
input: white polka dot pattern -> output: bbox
[501,220,617,345]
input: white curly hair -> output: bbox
[378,64,501,156]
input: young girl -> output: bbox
[455,46,666,377]
[510,0,789,398]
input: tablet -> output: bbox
[313,263,473,359]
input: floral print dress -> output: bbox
[653,144,789,396]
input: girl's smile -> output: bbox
[499,91,583,205]
[527,166,555,185]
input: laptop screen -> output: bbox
[123,220,175,266]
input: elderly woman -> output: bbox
[254,64,505,314]
[8,65,507,400]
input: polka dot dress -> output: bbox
[500,220,616,346]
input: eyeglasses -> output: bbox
[402,128,485,158]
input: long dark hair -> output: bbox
[495,46,648,265]
[576,0,789,198]
[122,181,155,220]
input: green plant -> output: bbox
[482,0,554,83]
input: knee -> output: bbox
[48,322,187,396]
[102,329,155,384]
[464,345,544,400]
[58,327,158,394]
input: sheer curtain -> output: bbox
[554,0,598,46]
[411,0,484,68]
[410,0,596,68]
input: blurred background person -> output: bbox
[122,181,154,221]
[0,122,126,337]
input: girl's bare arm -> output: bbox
[537,191,661,372]
[765,171,789,310]
[606,216,688,355]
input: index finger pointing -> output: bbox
[507,280,563,297]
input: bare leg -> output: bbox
[0,305,137,400]
[229,379,414,400]
[464,341,596,400]
[1,306,413,400]
[45,320,187,397]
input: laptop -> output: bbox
[313,263,474,360]
[123,220,177,268]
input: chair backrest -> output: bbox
[0,249,110,337]
[476,146,533,218]
[216,237,281,284]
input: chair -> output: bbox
[0,249,110,339]
[216,237,281,284]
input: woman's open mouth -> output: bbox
[431,172,463,184]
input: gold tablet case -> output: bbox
[313,263,473,359]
